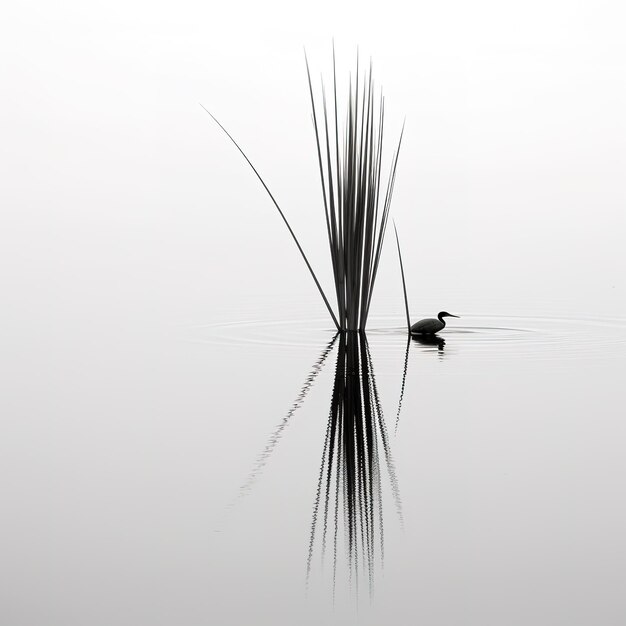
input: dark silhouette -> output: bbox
[412,333,446,352]
[202,48,405,332]
[229,328,451,598]
[306,331,403,599]
[411,311,460,335]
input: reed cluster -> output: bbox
[203,49,404,332]
[306,53,404,330]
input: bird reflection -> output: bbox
[306,331,403,599]
[411,333,446,352]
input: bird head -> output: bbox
[439,311,460,318]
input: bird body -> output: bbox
[410,311,459,335]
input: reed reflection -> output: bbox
[237,334,338,499]
[233,328,446,597]
[306,331,403,598]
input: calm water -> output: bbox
[4,292,625,626]
[4,1,626,622]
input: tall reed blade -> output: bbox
[393,221,411,332]
[306,53,404,330]
[200,104,340,331]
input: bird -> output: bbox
[410,311,459,335]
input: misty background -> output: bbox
[2,0,625,332]
[1,1,626,625]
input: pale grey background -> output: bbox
[1,1,626,624]
[2,0,625,323]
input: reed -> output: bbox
[393,220,411,332]
[306,50,404,330]
[203,48,404,331]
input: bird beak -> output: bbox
[449,314,460,318]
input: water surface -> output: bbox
[2,297,626,626]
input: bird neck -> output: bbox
[437,313,446,323]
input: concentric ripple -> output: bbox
[187,313,626,361]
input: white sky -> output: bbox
[2,0,625,322]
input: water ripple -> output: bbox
[186,313,626,361]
